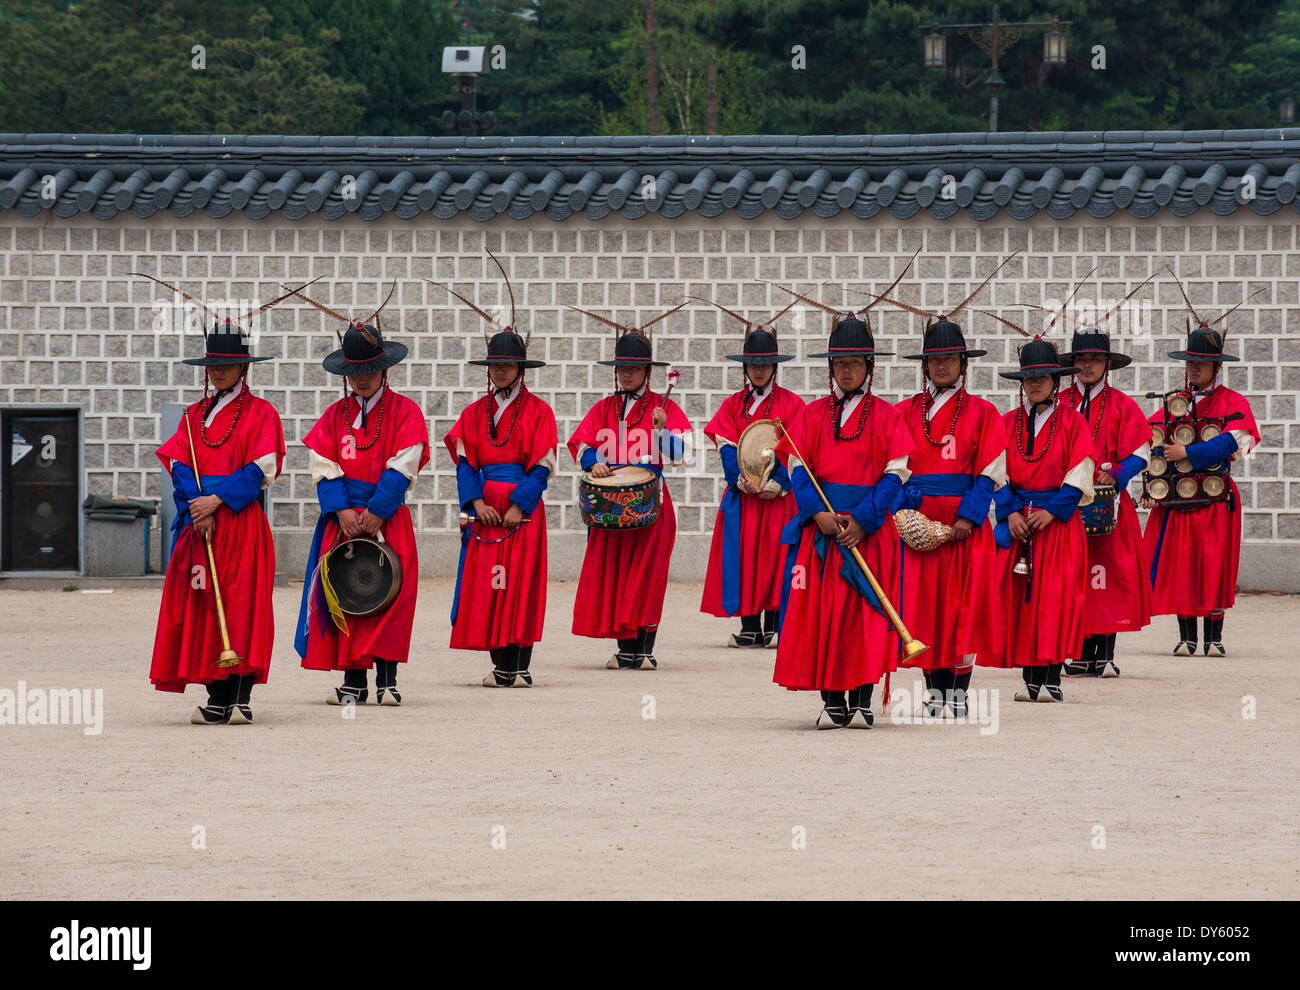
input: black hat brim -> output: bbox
[1060,349,1133,369]
[902,348,987,360]
[724,353,795,364]
[183,354,271,366]
[1167,350,1239,362]
[807,349,892,359]
[596,359,671,367]
[322,340,408,376]
[998,365,1080,380]
[467,357,546,369]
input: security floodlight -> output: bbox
[441,46,487,76]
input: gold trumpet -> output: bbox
[183,412,243,668]
[774,420,928,661]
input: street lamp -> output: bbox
[922,5,1071,132]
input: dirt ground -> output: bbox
[1,581,1296,900]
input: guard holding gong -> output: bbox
[436,257,558,688]
[139,273,291,725]
[1058,284,1155,678]
[771,302,915,730]
[696,294,804,648]
[1142,282,1261,658]
[983,331,1094,702]
[292,284,430,705]
[567,304,693,670]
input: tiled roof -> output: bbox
[2,130,1299,223]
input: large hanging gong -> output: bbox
[324,537,403,617]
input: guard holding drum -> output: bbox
[1059,324,1153,677]
[1141,299,1260,658]
[696,298,804,648]
[437,260,558,688]
[292,287,430,705]
[567,305,693,670]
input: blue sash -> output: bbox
[779,480,884,622]
[993,487,1059,550]
[895,472,973,513]
[451,462,526,625]
[294,477,378,659]
[719,484,744,615]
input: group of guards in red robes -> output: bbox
[144,260,1260,731]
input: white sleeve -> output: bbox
[1064,456,1096,503]
[385,443,424,482]
[310,450,345,486]
[884,454,912,484]
[1124,442,1151,466]
[977,449,1007,489]
[531,450,558,474]
[1229,429,1256,460]
[254,451,279,488]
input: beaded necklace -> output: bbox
[346,380,388,452]
[199,378,247,448]
[487,381,526,447]
[619,390,653,428]
[830,371,873,441]
[741,383,777,424]
[1076,380,1110,443]
[920,383,965,448]
[1015,393,1059,463]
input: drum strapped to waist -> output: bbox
[578,465,660,529]
[322,536,402,617]
[1081,484,1118,536]
[736,418,781,489]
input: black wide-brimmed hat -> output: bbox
[322,322,408,376]
[1060,328,1133,369]
[183,324,272,366]
[726,328,794,364]
[467,329,546,369]
[903,319,987,360]
[809,317,892,359]
[999,337,1080,380]
[568,301,685,367]
[1169,326,1239,363]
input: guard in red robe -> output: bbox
[773,317,914,730]
[891,319,1006,717]
[294,296,430,705]
[1142,325,1260,657]
[985,338,1095,702]
[1059,328,1152,677]
[697,302,803,647]
[441,297,557,687]
[150,322,285,725]
[567,305,692,670]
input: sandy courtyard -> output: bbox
[1,581,1296,900]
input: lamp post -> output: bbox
[922,6,1071,132]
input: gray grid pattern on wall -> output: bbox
[1,212,1297,584]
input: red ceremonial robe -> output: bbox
[1143,385,1260,616]
[700,384,804,617]
[567,389,693,639]
[1060,381,1153,633]
[298,387,430,670]
[984,401,1094,667]
[773,394,914,691]
[444,387,557,649]
[894,388,1007,669]
[150,386,284,693]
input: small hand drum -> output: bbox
[578,466,660,529]
[1081,485,1117,536]
[736,419,781,489]
[324,537,403,617]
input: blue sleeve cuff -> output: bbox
[171,462,201,507]
[579,446,600,472]
[317,476,350,514]
[956,474,995,525]
[993,484,1023,522]
[1186,432,1238,470]
[214,463,265,513]
[851,473,900,535]
[367,468,411,520]
[771,461,792,491]
[791,466,824,517]
[659,431,685,462]
[1113,454,1146,489]
[1045,484,1085,521]
[719,445,740,488]
[456,457,484,511]
[510,465,550,515]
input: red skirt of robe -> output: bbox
[450,481,548,650]
[897,493,1005,670]
[1082,489,1152,633]
[700,492,794,617]
[571,488,677,639]
[1143,480,1243,617]
[150,501,277,692]
[984,509,1088,667]
[773,517,902,691]
[300,503,420,670]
